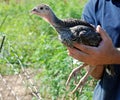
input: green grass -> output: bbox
[0,0,96,99]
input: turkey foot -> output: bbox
[66,63,95,93]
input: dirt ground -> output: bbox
[0,68,42,100]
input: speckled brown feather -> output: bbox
[59,18,95,29]
[54,18,102,48]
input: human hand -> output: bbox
[67,25,117,66]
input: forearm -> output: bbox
[91,48,120,79]
[112,48,120,64]
[91,65,104,80]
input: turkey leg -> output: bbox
[66,63,95,93]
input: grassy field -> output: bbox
[0,0,96,99]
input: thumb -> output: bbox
[96,25,109,41]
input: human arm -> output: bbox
[68,25,120,66]
[67,25,120,79]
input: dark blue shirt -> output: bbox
[82,0,120,100]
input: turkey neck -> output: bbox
[44,10,61,27]
[46,10,95,29]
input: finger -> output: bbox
[68,47,88,57]
[73,43,97,54]
[67,47,88,62]
[96,25,110,41]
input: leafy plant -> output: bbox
[0,0,95,99]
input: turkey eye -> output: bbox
[45,7,49,10]
[40,7,43,10]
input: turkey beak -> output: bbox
[31,7,38,14]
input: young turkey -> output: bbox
[31,4,113,93]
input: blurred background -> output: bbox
[0,0,95,100]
